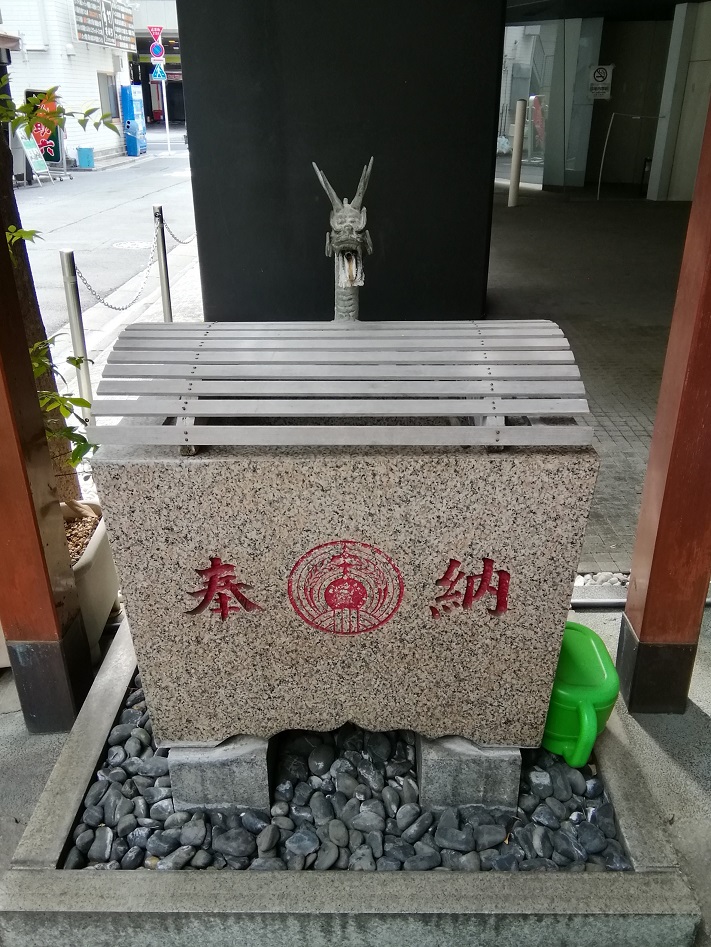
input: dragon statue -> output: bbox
[312,157,374,321]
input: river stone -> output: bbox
[401,811,434,844]
[335,774,359,798]
[241,810,270,835]
[271,802,290,818]
[308,744,336,776]
[361,798,386,819]
[435,825,475,853]
[284,850,305,870]
[348,845,376,871]
[562,765,587,796]
[120,846,144,870]
[82,806,104,829]
[531,804,561,830]
[137,756,170,778]
[156,845,196,870]
[459,851,481,872]
[257,823,280,852]
[546,796,567,821]
[314,839,339,870]
[339,798,361,828]
[127,826,153,849]
[549,765,573,802]
[364,732,392,763]
[108,724,134,746]
[404,851,441,871]
[292,781,314,806]
[163,811,191,830]
[492,853,519,871]
[274,780,294,802]
[351,811,385,833]
[396,803,421,832]
[87,826,113,863]
[143,786,172,805]
[84,781,110,808]
[357,759,385,793]
[585,777,604,799]
[310,792,334,825]
[552,831,588,863]
[213,828,257,858]
[532,825,554,858]
[131,727,151,747]
[606,851,633,871]
[191,850,213,868]
[116,814,138,838]
[400,777,419,805]
[285,828,320,856]
[518,793,540,815]
[181,818,207,848]
[63,848,86,870]
[249,857,287,871]
[146,829,182,857]
[75,830,95,855]
[328,819,349,847]
[383,840,415,863]
[224,855,251,870]
[527,769,553,798]
[472,824,506,851]
[591,803,617,838]
[382,787,400,818]
[149,799,175,822]
[289,804,314,827]
[376,856,401,871]
[365,831,383,860]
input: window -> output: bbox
[97,72,119,119]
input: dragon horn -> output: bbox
[351,156,374,210]
[312,162,343,211]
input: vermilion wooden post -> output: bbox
[618,98,711,712]
[0,232,92,731]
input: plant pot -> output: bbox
[0,503,123,670]
[61,501,121,663]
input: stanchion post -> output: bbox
[59,249,93,414]
[154,204,173,323]
[509,98,527,208]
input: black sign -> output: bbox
[74,0,135,51]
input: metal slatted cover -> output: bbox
[91,320,593,448]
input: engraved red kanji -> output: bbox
[186,556,262,621]
[430,557,510,618]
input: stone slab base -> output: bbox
[169,737,272,812]
[1,621,700,947]
[417,735,521,811]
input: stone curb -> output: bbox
[10,621,135,869]
[0,620,701,947]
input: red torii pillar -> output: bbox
[618,98,711,712]
[0,230,92,731]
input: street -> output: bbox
[14,126,196,336]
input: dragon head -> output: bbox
[312,157,374,289]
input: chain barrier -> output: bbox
[164,220,196,245]
[74,229,159,311]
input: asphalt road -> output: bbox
[14,127,195,336]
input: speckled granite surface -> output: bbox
[93,445,598,746]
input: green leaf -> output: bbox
[58,404,71,418]
[66,397,91,408]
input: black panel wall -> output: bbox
[176,0,506,321]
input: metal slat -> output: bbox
[90,397,590,418]
[112,336,571,352]
[119,327,566,340]
[107,350,576,366]
[122,320,560,331]
[101,363,582,381]
[90,423,594,448]
[97,379,588,398]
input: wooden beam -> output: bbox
[619,98,711,712]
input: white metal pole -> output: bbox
[508,98,527,208]
[59,250,93,415]
[162,79,171,155]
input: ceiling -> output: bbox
[506,0,691,22]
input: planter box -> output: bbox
[0,503,120,669]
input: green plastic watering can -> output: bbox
[541,621,620,768]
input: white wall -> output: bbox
[4,0,130,159]
[131,0,178,33]
[668,1,711,199]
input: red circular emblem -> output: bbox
[288,540,404,635]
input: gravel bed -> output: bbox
[575,572,629,589]
[63,673,632,873]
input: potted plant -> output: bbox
[0,339,119,669]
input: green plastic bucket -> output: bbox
[541,621,620,768]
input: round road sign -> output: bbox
[150,42,165,58]
[593,67,608,83]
